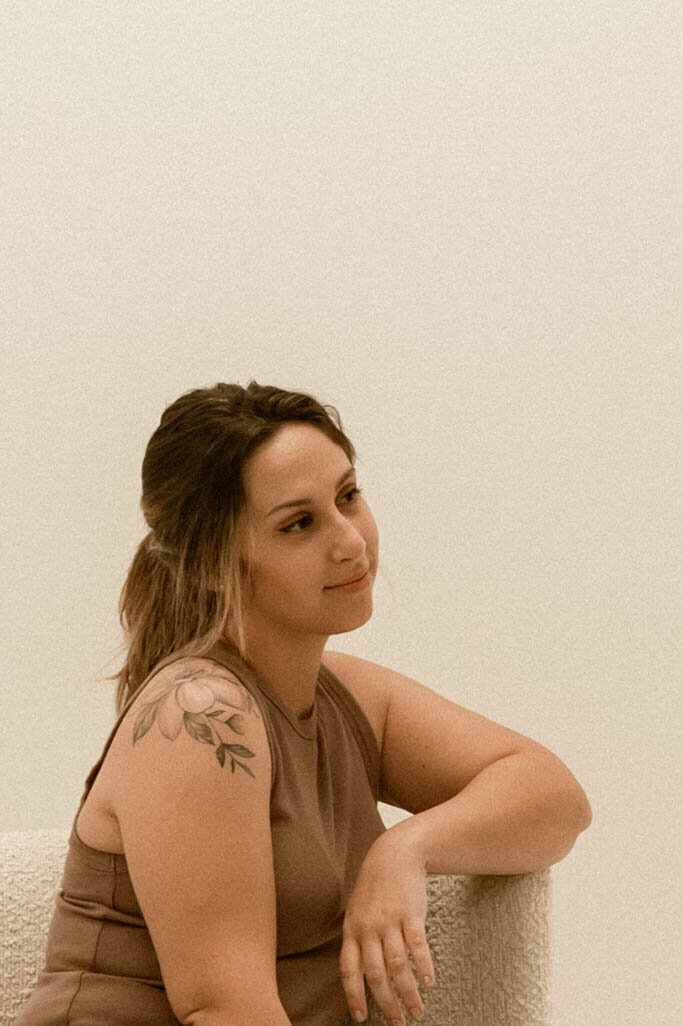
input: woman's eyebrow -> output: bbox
[266,467,356,517]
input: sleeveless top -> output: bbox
[13,639,387,1026]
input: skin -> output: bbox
[225,421,380,720]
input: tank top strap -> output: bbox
[205,639,382,798]
[317,662,382,800]
[198,639,282,788]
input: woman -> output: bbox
[15,380,592,1026]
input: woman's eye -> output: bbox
[280,487,363,534]
[282,515,311,534]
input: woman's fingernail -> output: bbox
[352,1012,365,1023]
[422,974,434,987]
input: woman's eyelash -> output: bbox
[280,487,363,533]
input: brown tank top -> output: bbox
[13,640,386,1026]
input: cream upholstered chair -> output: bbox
[1,830,551,1026]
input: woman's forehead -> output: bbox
[243,425,352,510]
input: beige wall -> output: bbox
[2,3,680,1024]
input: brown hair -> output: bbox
[105,380,357,713]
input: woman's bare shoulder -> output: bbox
[126,656,260,725]
[104,656,267,804]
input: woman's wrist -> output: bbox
[377,814,430,874]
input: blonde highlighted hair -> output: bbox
[105,380,356,713]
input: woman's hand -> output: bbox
[340,830,435,1024]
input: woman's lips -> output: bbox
[326,570,371,592]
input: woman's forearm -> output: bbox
[385,749,592,876]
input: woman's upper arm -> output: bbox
[326,651,572,814]
[113,658,282,1024]
[378,666,554,813]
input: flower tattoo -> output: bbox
[132,662,261,777]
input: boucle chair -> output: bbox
[1,830,551,1026]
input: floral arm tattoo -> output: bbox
[132,660,261,778]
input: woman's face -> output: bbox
[236,422,379,644]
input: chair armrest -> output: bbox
[0,829,70,1026]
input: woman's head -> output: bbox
[108,381,377,712]
[233,419,378,661]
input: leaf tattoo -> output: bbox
[216,743,256,776]
[132,662,259,778]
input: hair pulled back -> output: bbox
[106,380,356,713]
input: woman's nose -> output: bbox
[330,513,366,559]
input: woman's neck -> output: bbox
[223,629,328,720]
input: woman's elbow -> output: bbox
[579,793,593,831]
[556,786,593,861]
[542,750,594,834]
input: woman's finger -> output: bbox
[361,934,406,1026]
[339,934,367,1023]
[383,928,424,1022]
[402,916,436,991]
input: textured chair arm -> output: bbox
[352,870,551,1026]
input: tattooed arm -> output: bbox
[114,658,291,1026]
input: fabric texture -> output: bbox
[6,640,388,1026]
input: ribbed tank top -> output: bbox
[13,640,387,1026]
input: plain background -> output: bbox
[2,3,680,1024]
